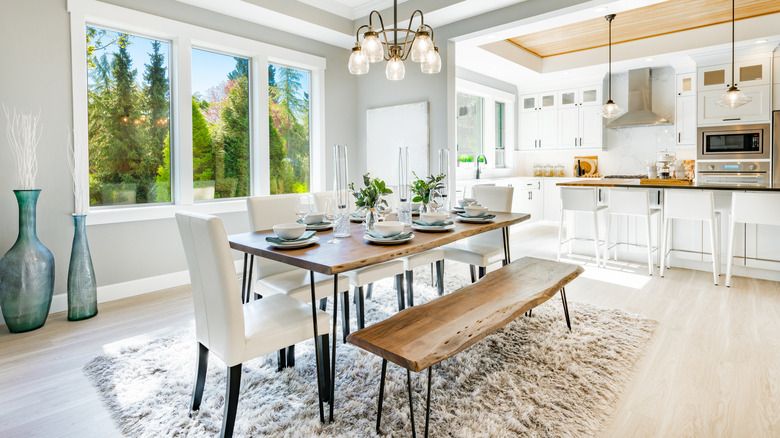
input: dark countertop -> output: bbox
[556,179,780,191]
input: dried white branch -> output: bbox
[66,126,89,215]
[3,104,41,190]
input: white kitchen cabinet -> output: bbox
[676,73,696,146]
[511,179,543,223]
[774,56,780,111]
[519,92,558,150]
[558,107,579,148]
[697,59,769,91]
[559,104,603,149]
[698,85,771,125]
[543,179,563,222]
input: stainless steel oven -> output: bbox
[697,123,770,160]
[696,161,770,187]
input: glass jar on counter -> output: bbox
[533,164,543,177]
[544,164,554,177]
[554,164,564,177]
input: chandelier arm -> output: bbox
[355,24,369,43]
[368,10,385,32]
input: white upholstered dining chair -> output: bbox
[442,185,514,282]
[175,211,331,438]
[247,195,350,347]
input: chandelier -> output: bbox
[348,0,441,80]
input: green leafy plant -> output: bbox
[349,173,392,208]
[411,172,445,204]
[458,154,473,163]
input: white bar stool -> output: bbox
[604,188,661,275]
[557,187,607,266]
[726,192,780,287]
[660,190,721,285]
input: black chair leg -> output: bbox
[395,274,406,311]
[435,260,444,296]
[376,358,388,434]
[405,270,415,307]
[317,334,331,403]
[277,349,287,371]
[319,298,327,311]
[190,342,209,414]
[430,263,435,287]
[355,286,366,330]
[221,364,242,438]
[341,289,350,342]
[469,265,476,283]
[560,287,572,331]
[478,266,486,279]
[366,283,374,300]
[286,345,295,368]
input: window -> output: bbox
[71,0,326,222]
[495,102,505,168]
[86,28,171,206]
[191,49,251,200]
[268,64,310,194]
[456,93,483,167]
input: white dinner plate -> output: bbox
[411,223,455,232]
[267,236,319,249]
[456,216,494,224]
[305,222,332,231]
[363,233,414,245]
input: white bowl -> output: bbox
[373,221,404,237]
[304,212,325,224]
[421,212,447,224]
[273,223,306,240]
[464,205,488,217]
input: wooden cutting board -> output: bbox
[640,178,693,185]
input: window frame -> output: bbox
[455,78,516,171]
[68,0,326,225]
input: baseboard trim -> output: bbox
[46,259,246,315]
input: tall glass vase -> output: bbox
[397,147,412,226]
[333,145,351,238]
[67,214,97,321]
[438,148,451,217]
[0,190,55,333]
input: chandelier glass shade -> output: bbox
[716,0,751,108]
[599,13,624,119]
[348,0,439,80]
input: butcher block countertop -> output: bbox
[556,179,780,191]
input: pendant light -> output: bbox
[600,14,623,119]
[716,0,751,108]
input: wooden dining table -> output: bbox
[227,211,530,423]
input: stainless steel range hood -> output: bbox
[607,67,671,128]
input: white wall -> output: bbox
[0,0,357,304]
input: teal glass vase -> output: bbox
[0,190,55,333]
[67,214,97,321]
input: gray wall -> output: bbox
[0,0,357,294]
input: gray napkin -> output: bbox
[413,219,454,226]
[266,230,316,245]
[366,230,413,240]
[457,212,496,219]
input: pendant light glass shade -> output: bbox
[410,27,433,62]
[718,0,752,109]
[599,99,624,119]
[717,86,751,108]
[386,56,405,80]
[421,46,441,74]
[348,46,369,75]
[362,28,383,63]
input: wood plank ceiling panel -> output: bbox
[508,0,780,57]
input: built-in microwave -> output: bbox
[697,123,770,160]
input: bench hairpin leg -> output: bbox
[309,271,325,423]
[376,359,388,434]
[407,369,417,438]
[560,287,571,331]
[330,274,338,421]
[425,366,433,438]
[246,255,254,303]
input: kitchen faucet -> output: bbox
[476,154,487,179]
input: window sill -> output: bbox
[86,199,247,226]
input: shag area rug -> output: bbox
[85,268,657,437]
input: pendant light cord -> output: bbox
[608,16,612,100]
[731,0,735,87]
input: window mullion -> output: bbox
[176,37,194,205]
[254,55,270,196]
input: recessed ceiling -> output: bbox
[508,0,780,58]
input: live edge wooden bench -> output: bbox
[346,257,584,437]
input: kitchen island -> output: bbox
[555,180,780,282]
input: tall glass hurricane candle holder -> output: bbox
[333,145,351,239]
[397,147,412,226]
[438,148,451,217]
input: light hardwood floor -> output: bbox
[1,222,778,437]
